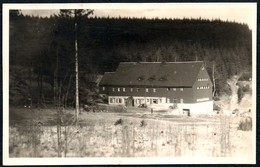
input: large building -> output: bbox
[99,61,213,114]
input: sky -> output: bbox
[19,3,256,29]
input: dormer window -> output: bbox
[137,75,145,81]
[148,75,156,81]
[159,75,167,81]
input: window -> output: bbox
[146,88,149,92]
[167,98,170,103]
[119,98,122,103]
[153,99,158,104]
[137,88,139,92]
[130,88,133,92]
[180,99,183,103]
[123,88,125,92]
[197,87,200,90]
[180,88,183,91]
[102,87,105,91]
[159,99,162,103]
[110,98,115,103]
[153,88,156,92]
[167,88,171,91]
[173,88,176,91]
[147,99,150,103]
[118,88,120,92]
[112,88,115,92]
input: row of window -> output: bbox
[167,88,183,91]
[109,97,184,104]
[197,86,210,89]
[103,87,184,92]
[197,78,209,81]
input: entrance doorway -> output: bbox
[183,109,190,116]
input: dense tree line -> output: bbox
[9,10,252,106]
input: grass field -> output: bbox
[9,107,252,158]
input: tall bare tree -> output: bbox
[58,9,94,125]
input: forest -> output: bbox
[9,10,252,107]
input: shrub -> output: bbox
[238,117,252,131]
[140,120,147,127]
[213,103,221,111]
[237,87,245,104]
[114,118,123,126]
[213,96,220,101]
[242,84,251,93]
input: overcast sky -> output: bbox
[19,3,255,29]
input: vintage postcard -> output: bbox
[3,3,256,165]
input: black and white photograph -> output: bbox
[3,3,256,165]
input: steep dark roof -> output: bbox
[100,61,204,87]
[99,72,115,86]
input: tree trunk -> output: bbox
[64,74,72,108]
[75,14,79,125]
[54,47,59,106]
[212,62,216,97]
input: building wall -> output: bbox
[99,63,213,113]
[192,65,213,103]
[178,101,214,115]
[100,86,194,103]
[108,95,213,114]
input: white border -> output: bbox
[3,3,257,165]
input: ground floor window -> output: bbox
[173,99,178,103]
[153,99,158,104]
[110,98,115,103]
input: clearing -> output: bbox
[9,107,253,158]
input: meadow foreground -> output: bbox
[9,107,252,158]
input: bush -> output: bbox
[213,103,221,111]
[140,120,147,127]
[242,84,251,93]
[114,118,123,126]
[238,117,252,131]
[237,87,245,104]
